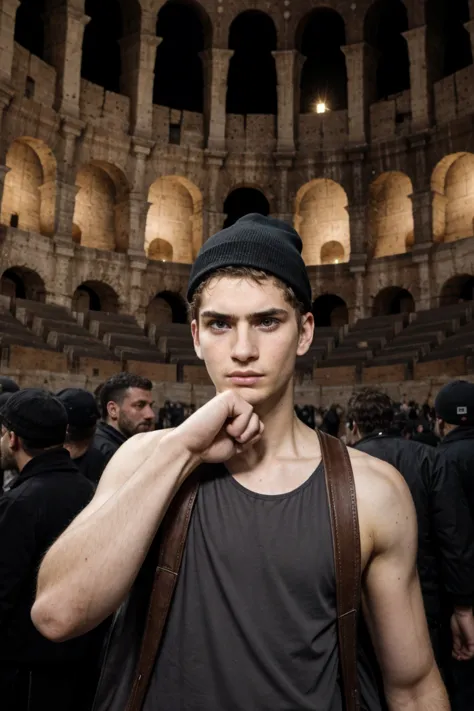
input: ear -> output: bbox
[107,400,120,422]
[296,312,315,357]
[9,431,20,451]
[191,319,204,360]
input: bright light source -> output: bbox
[334,258,339,264]
[316,101,328,114]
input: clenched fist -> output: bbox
[168,390,264,464]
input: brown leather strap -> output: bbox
[317,429,361,711]
[125,473,200,711]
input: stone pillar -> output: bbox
[0,0,19,83]
[121,11,160,140]
[128,139,153,255]
[128,255,147,326]
[201,49,233,152]
[272,50,299,153]
[412,249,432,311]
[350,268,366,322]
[52,239,75,309]
[341,42,376,145]
[204,150,226,239]
[0,163,9,212]
[274,154,294,224]
[464,20,474,62]
[44,2,90,118]
[402,26,433,132]
[410,188,434,246]
[54,118,84,240]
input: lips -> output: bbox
[227,372,263,386]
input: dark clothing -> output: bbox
[412,430,440,448]
[74,445,110,486]
[94,462,383,711]
[437,426,474,522]
[354,433,474,621]
[90,422,127,479]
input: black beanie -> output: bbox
[187,214,312,311]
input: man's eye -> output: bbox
[260,318,279,328]
[209,320,229,330]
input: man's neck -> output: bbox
[64,441,90,460]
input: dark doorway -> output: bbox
[440,275,474,305]
[15,0,45,59]
[298,9,347,113]
[373,286,415,316]
[364,0,410,99]
[312,294,348,327]
[148,291,188,324]
[82,0,123,93]
[227,11,277,115]
[426,0,472,79]
[223,188,270,228]
[72,281,119,314]
[154,0,208,112]
[0,267,46,302]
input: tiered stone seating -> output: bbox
[149,323,201,366]
[0,297,51,350]
[79,311,162,363]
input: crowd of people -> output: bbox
[1,370,474,709]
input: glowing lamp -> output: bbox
[316,101,328,114]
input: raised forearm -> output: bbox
[386,666,450,711]
[32,432,199,640]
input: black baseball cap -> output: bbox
[435,380,474,426]
[0,388,68,446]
[57,388,100,428]
[0,376,19,394]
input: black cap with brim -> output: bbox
[435,380,474,426]
[0,388,67,446]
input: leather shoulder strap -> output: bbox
[125,472,200,711]
[317,430,361,711]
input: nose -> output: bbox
[143,404,155,421]
[231,323,258,363]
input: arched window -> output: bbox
[320,241,345,264]
[364,0,410,99]
[223,188,270,228]
[297,9,347,113]
[312,294,348,327]
[440,275,474,306]
[432,153,474,242]
[72,281,119,313]
[147,291,188,326]
[82,0,123,93]
[227,11,277,115]
[148,238,173,262]
[154,0,209,112]
[15,0,45,59]
[372,286,415,316]
[426,0,472,79]
[0,267,46,302]
[369,172,414,257]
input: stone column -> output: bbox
[44,2,90,118]
[204,149,226,239]
[274,154,294,224]
[54,117,84,240]
[201,49,233,152]
[128,255,147,326]
[272,50,299,153]
[52,239,75,309]
[464,20,474,62]
[412,249,432,311]
[341,42,376,145]
[121,11,160,140]
[410,188,434,246]
[128,139,153,255]
[0,0,19,83]
[402,26,433,132]
[0,163,9,213]
[350,268,366,322]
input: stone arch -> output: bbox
[369,171,414,257]
[72,281,120,313]
[312,294,348,327]
[227,11,277,115]
[321,240,345,264]
[223,187,270,228]
[1,137,57,236]
[425,0,471,79]
[297,8,347,113]
[364,0,410,99]
[148,238,173,261]
[431,153,474,243]
[294,179,350,267]
[440,274,474,306]
[154,0,211,112]
[0,266,46,302]
[372,286,415,316]
[15,0,45,59]
[145,176,203,263]
[73,162,130,252]
[147,290,188,326]
[82,0,124,93]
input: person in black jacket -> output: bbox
[0,388,95,711]
[91,373,155,478]
[57,388,104,486]
[347,387,474,676]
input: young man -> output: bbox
[92,372,155,477]
[33,215,449,711]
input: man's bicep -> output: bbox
[362,468,434,691]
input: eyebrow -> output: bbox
[200,308,289,320]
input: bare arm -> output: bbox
[32,429,199,641]
[359,459,449,711]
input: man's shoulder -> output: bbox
[348,446,412,514]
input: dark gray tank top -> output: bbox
[144,463,383,711]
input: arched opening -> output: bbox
[72,281,119,314]
[147,291,188,327]
[145,176,203,263]
[426,0,472,79]
[312,294,348,328]
[297,9,347,113]
[440,275,474,305]
[223,188,270,228]
[372,286,415,316]
[0,266,46,302]
[320,241,345,265]
[73,162,129,252]
[364,0,410,99]
[154,0,209,112]
[1,138,57,236]
[432,153,474,243]
[14,0,45,59]
[294,179,350,266]
[369,172,414,257]
[227,11,277,115]
[81,0,123,93]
